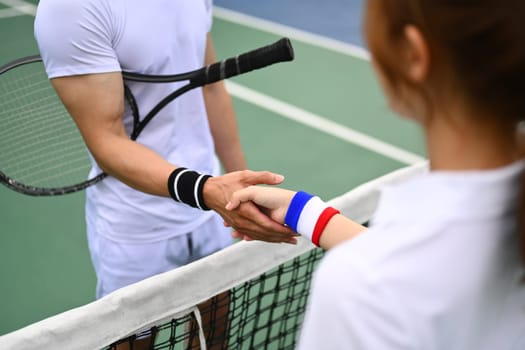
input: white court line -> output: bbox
[214,7,423,165]
[0,0,36,16]
[213,6,370,61]
[0,8,23,18]
[16,0,423,165]
[226,81,425,166]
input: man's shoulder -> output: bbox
[37,0,115,16]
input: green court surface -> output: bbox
[0,2,426,336]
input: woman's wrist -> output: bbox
[284,191,340,246]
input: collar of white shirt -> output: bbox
[372,161,525,224]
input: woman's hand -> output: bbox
[225,185,297,242]
[225,185,296,225]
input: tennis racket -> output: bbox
[0,37,294,196]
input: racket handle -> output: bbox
[194,37,294,85]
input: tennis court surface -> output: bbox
[0,0,426,347]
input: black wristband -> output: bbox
[167,168,212,210]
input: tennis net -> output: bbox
[0,162,427,350]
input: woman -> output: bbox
[226,0,525,348]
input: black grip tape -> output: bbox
[195,37,294,85]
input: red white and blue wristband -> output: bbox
[284,191,340,246]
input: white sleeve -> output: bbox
[34,0,122,78]
[297,247,418,350]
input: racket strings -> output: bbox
[2,102,70,146]
[0,61,93,189]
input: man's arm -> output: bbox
[202,33,247,173]
[51,72,175,196]
[51,72,296,243]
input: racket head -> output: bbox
[0,56,104,196]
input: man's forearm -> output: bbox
[90,132,176,196]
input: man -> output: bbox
[34,1,294,347]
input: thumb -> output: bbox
[225,186,256,210]
[247,171,285,185]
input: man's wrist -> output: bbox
[167,168,212,210]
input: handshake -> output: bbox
[167,169,363,250]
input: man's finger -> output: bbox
[245,171,285,186]
[222,199,297,244]
[240,202,291,232]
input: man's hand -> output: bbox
[203,170,298,244]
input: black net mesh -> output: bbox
[105,248,324,350]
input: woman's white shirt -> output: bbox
[298,162,525,350]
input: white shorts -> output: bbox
[87,214,232,298]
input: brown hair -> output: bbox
[365,0,525,261]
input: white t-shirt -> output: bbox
[34,0,220,243]
[298,162,525,349]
